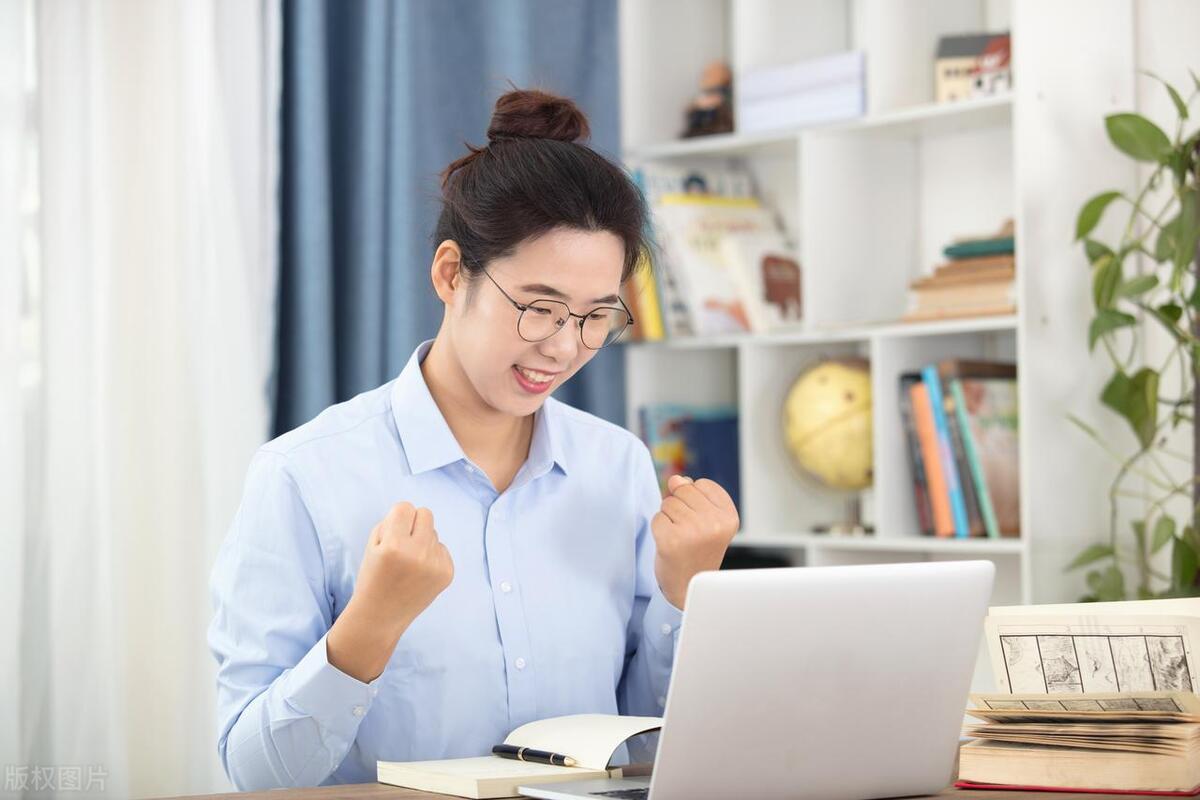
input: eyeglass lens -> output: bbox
[518,300,630,349]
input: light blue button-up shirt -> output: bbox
[208,339,682,790]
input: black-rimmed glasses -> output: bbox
[478,267,634,350]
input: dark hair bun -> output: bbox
[487,88,590,144]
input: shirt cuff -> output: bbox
[280,632,382,740]
[643,585,684,659]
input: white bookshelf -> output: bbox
[616,0,1183,666]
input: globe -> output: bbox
[782,359,873,491]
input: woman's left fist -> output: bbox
[650,474,739,609]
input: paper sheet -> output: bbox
[381,756,601,780]
[503,714,663,770]
[984,603,1200,694]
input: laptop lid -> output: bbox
[647,560,995,800]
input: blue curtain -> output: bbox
[275,0,628,436]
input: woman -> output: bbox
[208,88,739,791]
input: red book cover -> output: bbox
[955,780,1200,796]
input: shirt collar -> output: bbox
[390,339,570,478]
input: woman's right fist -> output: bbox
[353,502,455,634]
[327,502,454,681]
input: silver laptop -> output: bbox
[519,559,994,800]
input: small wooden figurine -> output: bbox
[682,60,734,138]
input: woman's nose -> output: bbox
[538,322,580,362]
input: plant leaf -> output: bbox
[1152,516,1177,554]
[1146,71,1189,121]
[1092,255,1120,310]
[1088,308,1136,351]
[1158,302,1183,323]
[1100,367,1160,448]
[1144,303,1187,344]
[1084,238,1114,264]
[1106,113,1172,163]
[1186,525,1200,555]
[1115,274,1158,299]
[1076,191,1123,240]
[1090,565,1127,601]
[1156,212,1181,263]
[1173,536,1199,590]
[1174,189,1199,273]
[1066,543,1116,571]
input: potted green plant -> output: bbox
[1068,71,1200,600]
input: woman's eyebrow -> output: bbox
[517,283,620,305]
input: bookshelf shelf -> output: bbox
[621,313,1019,351]
[618,0,1169,689]
[624,128,797,161]
[731,532,1027,556]
[623,93,1014,161]
[818,92,1012,139]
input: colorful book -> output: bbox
[638,403,739,509]
[949,379,999,538]
[959,377,1020,535]
[909,381,953,537]
[898,373,934,536]
[937,360,1019,537]
[921,365,970,539]
[943,236,1015,260]
[629,255,665,341]
[719,231,803,333]
[944,386,986,537]
[652,195,780,336]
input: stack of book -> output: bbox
[964,596,1200,794]
[639,403,740,513]
[898,359,1018,539]
[957,692,1200,795]
[904,220,1016,322]
[735,50,866,134]
[625,164,803,340]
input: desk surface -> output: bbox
[153,784,1152,800]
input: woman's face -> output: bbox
[450,226,626,418]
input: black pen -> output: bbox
[491,744,578,767]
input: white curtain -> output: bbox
[3,1,281,796]
[0,0,34,791]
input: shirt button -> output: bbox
[352,705,366,717]
[514,657,527,670]
[500,581,513,593]
[369,686,379,697]
[660,623,672,636]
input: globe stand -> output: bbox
[812,494,875,536]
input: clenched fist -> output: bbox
[651,475,739,610]
[327,502,454,682]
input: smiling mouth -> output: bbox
[515,365,558,383]
[512,365,559,393]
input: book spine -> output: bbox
[909,381,954,537]
[631,259,665,341]
[944,388,984,536]
[922,365,970,539]
[943,238,1016,260]
[899,375,935,536]
[648,219,694,337]
[950,379,1001,539]
[627,166,667,342]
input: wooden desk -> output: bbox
[153,784,1150,800]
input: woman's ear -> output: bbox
[430,240,466,305]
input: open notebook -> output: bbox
[377,714,662,799]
